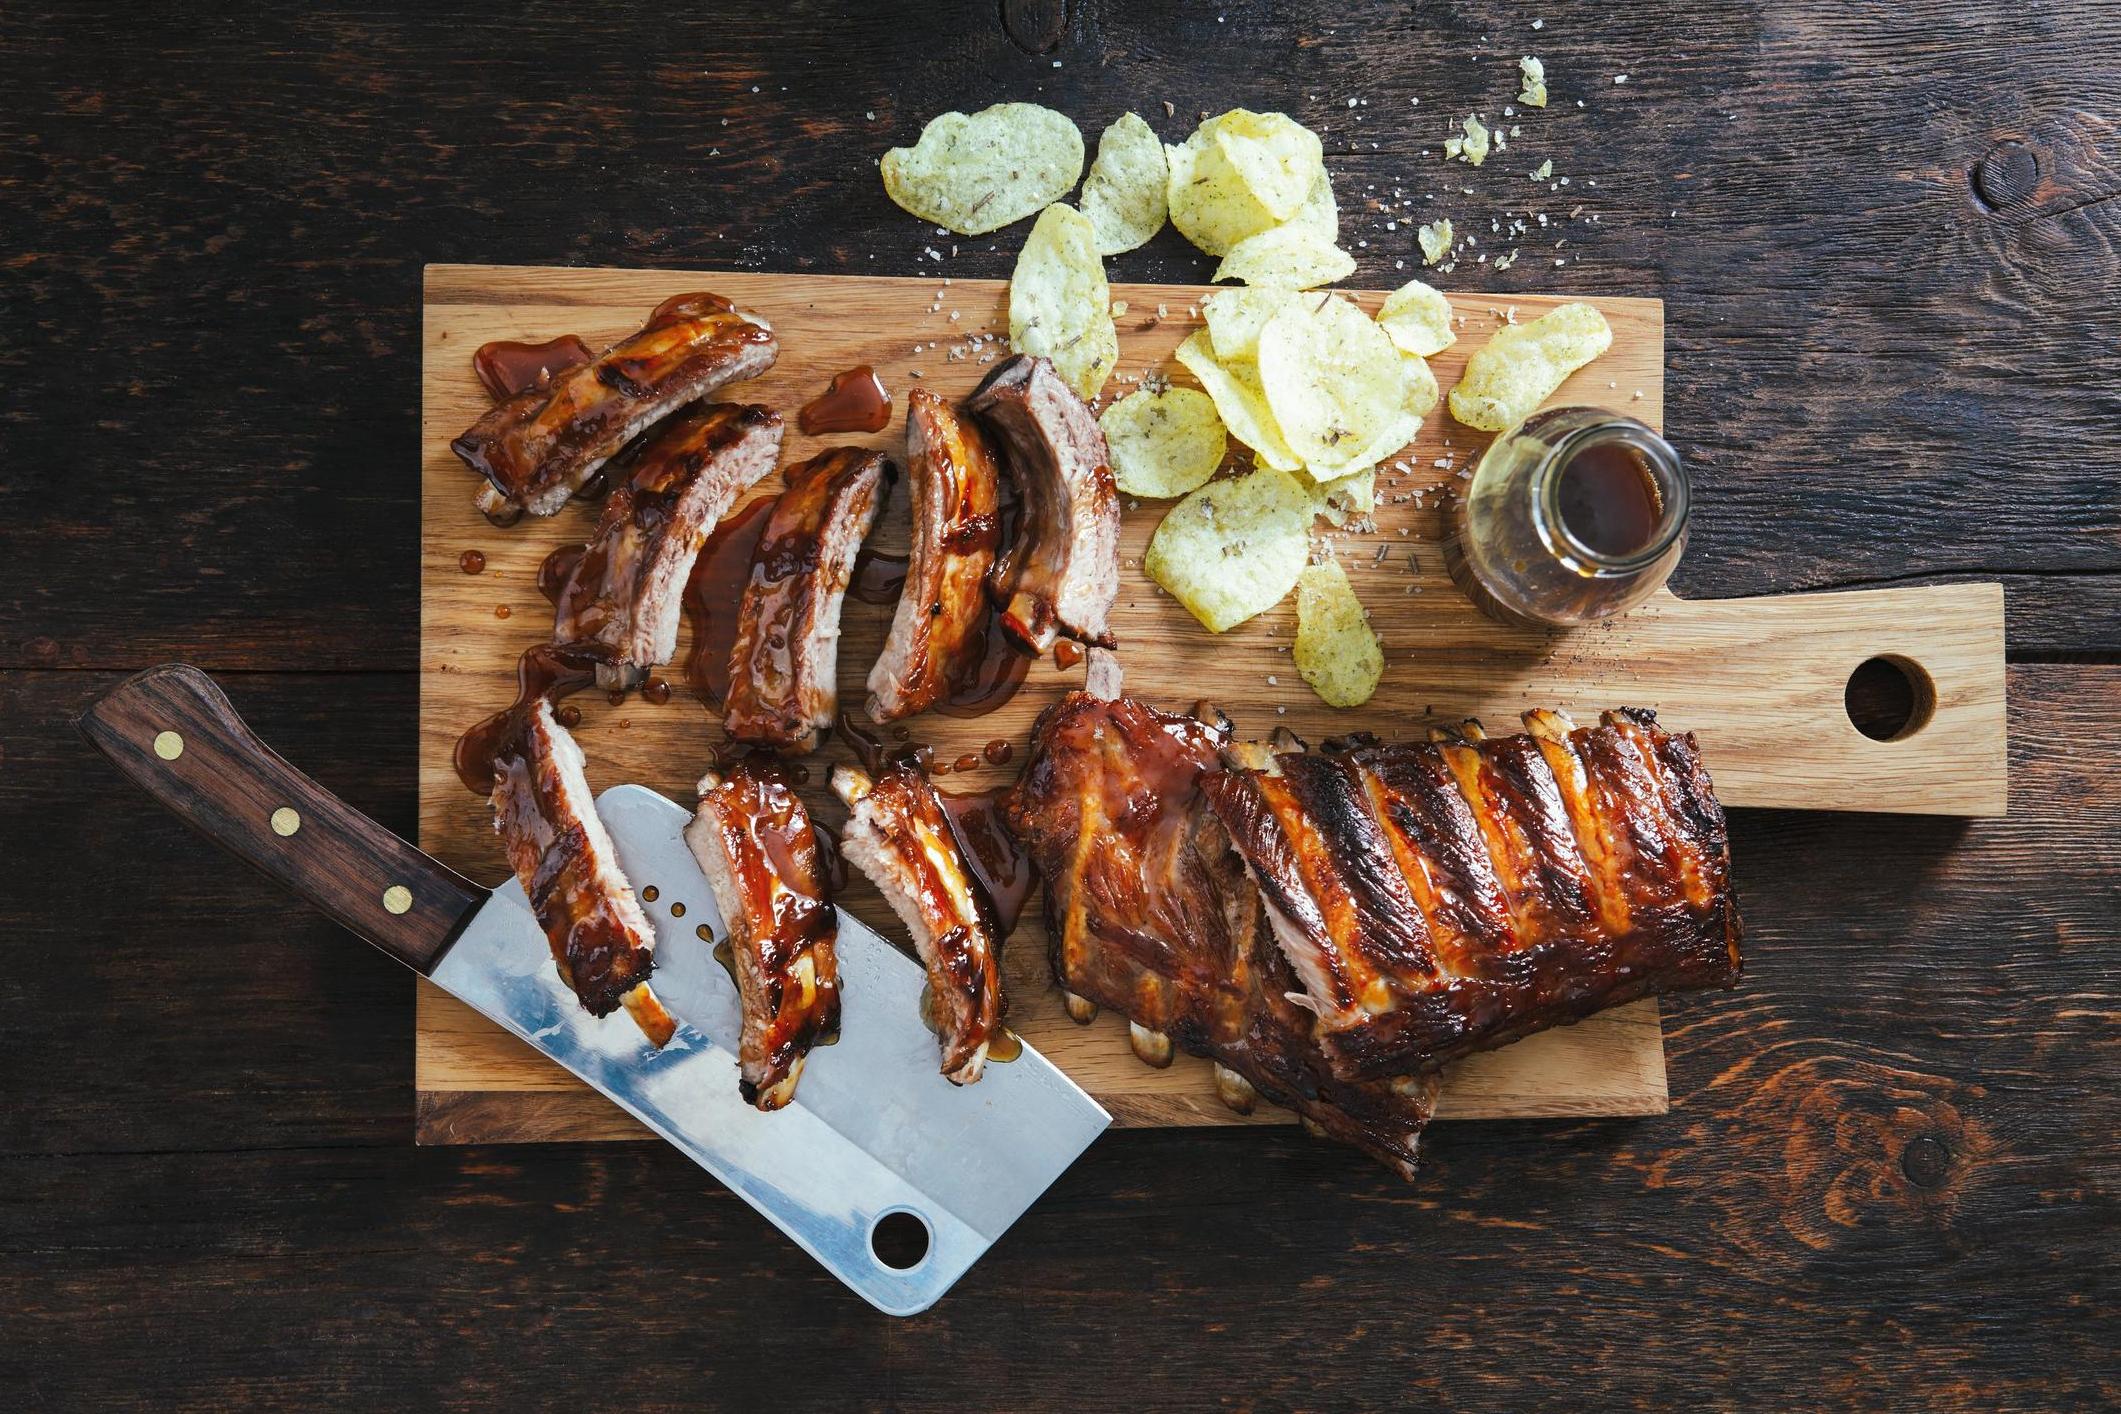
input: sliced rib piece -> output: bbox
[1003,692,1437,1177]
[966,354,1120,653]
[866,388,1004,723]
[554,403,784,691]
[831,759,1003,1084]
[489,698,674,1047]
[684,755,843,1109]
[1204,708,1743,1081]
[724,447,894,748]
[452,293,778,518]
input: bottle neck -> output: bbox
[1529,418,1689,577]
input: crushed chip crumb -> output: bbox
[1518,56,1548,108]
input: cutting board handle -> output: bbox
[76,663,485,974]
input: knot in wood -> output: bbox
[1970,140,2040,211]
[1900,1134,1952,1189]
[1000,0,1069,55]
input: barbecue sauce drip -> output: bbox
[649,290,737,325]
[1556,440,1664,558]
[812,822,850,898]
[451,642,609,794]
[473,334,594,401]
[919,467,1027,718]
[938,787,1034,938]
[798,366,892,436]
[1053,640,1084,671]
[458,549,486,575]
[849,547,910,605]
[683,495,780,710]
[538,544,586,605]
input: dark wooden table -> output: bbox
[4,2,2115,1407]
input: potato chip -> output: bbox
[1209,110,1321,221]
[1145,467,1313,632]
[1447,301,1613,431]
[1201,287,1301,361]
[1310,466,1376,527]
[1009,203,1119,401]
[1284,168,1340,241]
[1213,223,1356,289]
[882,103,1085,236]
[1293,560,1383,708]
[1257,294,1421,474]
[1080,112,1169,255]
[1417,218,1454,266]
[1376,279,1457,357]
[1100,387,1227,499]
[1442,115,1491,167]
[1519,56,1549,108]
[1166,110,1329,256]
[1173,330,1301,472]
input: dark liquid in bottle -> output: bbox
[1555,441,1663,559]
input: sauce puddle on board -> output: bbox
[799,366,892,436]
[472,334,594,401]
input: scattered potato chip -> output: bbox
[1519,56,1549,108]
[1100,387,1227,499]
[1208,110,1321,220]
[882,103,1085,235]
[1080,112,1169,255]
[1145,466,1313,632]
[1293,560,1383,708]
[1284,168,1340,241]
[1257,294,1421,475]
[1213,223,1356,289]
[1201,287,1301,361]
[1310,466,1376,527]
[1173,330,1301,472]
[1009,203,1119,400]
[1442,115,1491,167]
[1417,218,1454,265]
[1376,279,1458,357]
[1448,301,1614,432]
[1166,110,1330,256]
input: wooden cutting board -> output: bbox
[414,263,2006,1145]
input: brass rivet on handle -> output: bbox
[271,807,301,837]
[382,885,413,915]
[153,730,184,760]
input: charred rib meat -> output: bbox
[723,448,894,749]
[966,355,1120,653]
[866,388,1004,723]
[554,403,784,691]
[490,698,675,1047]
[832,759,1004,1084]
[684,756,842,1110]
[1003,693,1438,1176]
[1204,710,1743,1080]
[452,293,778,519]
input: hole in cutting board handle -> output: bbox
[1845,655,1937,742]
[870,1209,932,1270]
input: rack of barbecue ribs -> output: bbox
[684,755,843,1110]
[553,403,785,691]
[832,759,1005,1084]
[1005,692,1744,1173]
[489,697,676,1047]
[723,447,894,749]
[966,355,1120,654]
[866,388,1004,724]
[451,293,779,521]
[1002,692,1438,1174]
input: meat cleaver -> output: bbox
[77,664,1108,1316]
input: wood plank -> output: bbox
[415,263,2005,1142]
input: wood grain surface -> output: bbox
[415,263,2005,1141]
[3,1,2115,1408]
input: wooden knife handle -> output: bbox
[76,663,485,975]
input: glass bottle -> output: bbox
[1444,407,1689,629]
